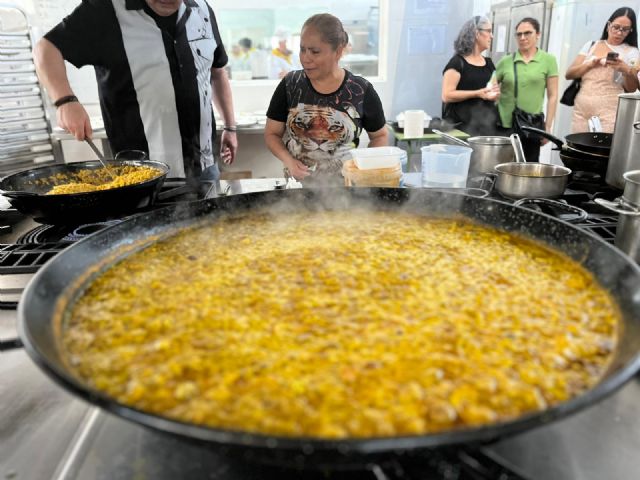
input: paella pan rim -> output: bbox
[17,188,640,454]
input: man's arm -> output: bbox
[211,67,237,164]
[33,38,92,140]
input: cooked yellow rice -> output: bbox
[61,210,619,438]
[43,166,161,195]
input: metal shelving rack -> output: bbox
[0,4,57,175]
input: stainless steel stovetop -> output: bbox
[2,180,640,480]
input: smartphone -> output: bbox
[607,51,620,61]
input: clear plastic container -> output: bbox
[351,146,404,170]
[420,145,472,188]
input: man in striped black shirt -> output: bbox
[34,0,237,182]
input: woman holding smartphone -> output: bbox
[565,7,639,133]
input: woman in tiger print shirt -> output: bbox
[265,13,388,186]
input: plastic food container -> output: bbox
[342,159,402,187]
[351,147,405,170]
[420,144,472,188]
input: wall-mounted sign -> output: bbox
[413,0,449,16]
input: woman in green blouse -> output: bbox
[495,17,559,162]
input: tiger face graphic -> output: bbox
[284,104,356,174]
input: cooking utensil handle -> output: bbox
[478,172,497,193]
[0,189,37,198]
[431,129,470,147]
[519,126,564,149]
[85,137,105,161]
[514,198,589,223]
[85,138,115,179]
[0,337,23,351]
[509,133,527,163]
[594,197,640,215]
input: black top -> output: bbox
[44,0,228,179]
[267,69,386,178]
[442,55,499,136]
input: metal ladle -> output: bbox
[85,138,116,180]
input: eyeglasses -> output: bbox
[516,31,535,38]
[609,23,633,34]
[478,28,493,34]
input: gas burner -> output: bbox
[62,220,123,242]
[17,224,74,245]
[16,220,123,245]
[567,173,619,195]
[571,170,603,183]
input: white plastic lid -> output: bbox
[351,147,404,170]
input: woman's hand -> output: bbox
[540,129,549,146]
[479,84,500,101]
[589,56,605,68]
[283,158,313,180]
[606,57,632,75]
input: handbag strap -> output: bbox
[512,53,519,106]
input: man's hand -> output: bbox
[57,102,93,140]
[220,130,237,164]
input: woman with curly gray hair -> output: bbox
[441,16,500,136]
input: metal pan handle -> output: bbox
[478,172,497,194]
[633,121,640,133]
[594,197,640,216]
[0,190,38,198]
[510,134,527,163]
[431,129,470,147]
[514,198,589,223]
[0,338,23,351]
[519,126,565,150]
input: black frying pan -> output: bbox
[0,159,169,224]
[16,188,640,466]
[521,126,612,157]
[560,150,609,177]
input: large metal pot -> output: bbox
[15,188,640,467]
[606,93,640,189]
[432,129,515,177]
[467,136,516,177]
[596,170,640,261]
